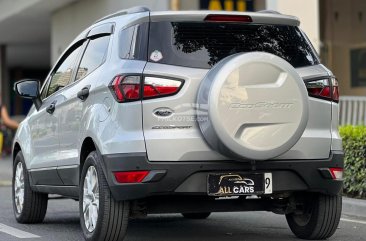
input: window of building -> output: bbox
[76,35,110,81]
[351,48,366,87]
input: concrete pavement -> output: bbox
[0,156,12,186]
[0,185,366,241]
[343,196,366,219]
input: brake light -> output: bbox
[109,75,183,102]
[114,171,150,183]
[329,168,343,180]
[305,77,339,102]
[204,14,252,22]
[143,77,183,98]
[110,75,141,102]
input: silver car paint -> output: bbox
[142,62,332,162]
[149,11,300,26]
[14,12,149,170]
[13,10,340,170]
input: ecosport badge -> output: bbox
[230,101,294,109]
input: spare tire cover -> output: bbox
[197,52,309,160]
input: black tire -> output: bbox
[182,212,211,219]
[80,151,130,241]
[286,193,342,240]
[12,151,48,223]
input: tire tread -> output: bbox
[80,151,129,241]
[286,193,341,240]
[13,151,48,224]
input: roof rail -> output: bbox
[258,10,282,15]
[95,6,150,23]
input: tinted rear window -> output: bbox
[148,22,319,68]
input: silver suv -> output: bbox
[12,7,343,241]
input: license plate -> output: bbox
[207,173,272,196]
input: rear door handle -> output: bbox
[77,86,90,101]
[46,101,57,114]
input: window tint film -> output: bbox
[120,26,136,59]
[148,22,319,68]
[76,35,110,81]
[47,44,82,97]
[119,23,148,60]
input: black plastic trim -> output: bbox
[57,165,79,186]
[29,168,64,186]
[101,151,344,201]
[33,185,79,199]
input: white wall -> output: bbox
[51,0,169,63]
[265,0,320,53]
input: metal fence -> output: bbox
[339,96,366,125]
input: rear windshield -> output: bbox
[148,22,319,68]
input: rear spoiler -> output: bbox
[149,11,300,26]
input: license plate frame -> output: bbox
[207,172,273,196]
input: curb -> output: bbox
[342,196,366,219]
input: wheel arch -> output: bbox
[13,142,22,162]
[80,137,96,174]
[79,137,107,182]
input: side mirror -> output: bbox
[14,79,42,111]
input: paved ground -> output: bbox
[0,156,12,186]
[0,157,366,241]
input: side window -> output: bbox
[76,35,110,81]
[119,23,148,61]
[47,44,83,97]
[120,26,136,59]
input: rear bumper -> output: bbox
[101,151,344,201]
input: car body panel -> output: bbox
[149,11,300,26]
[142,63,332,161]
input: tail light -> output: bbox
[204,14,253,22]
[305,77,339,102]
[109,75,183,102]
[331,77,339,102]
[329,168,343,180]
[110,75,141,102]
[143,76,182,98]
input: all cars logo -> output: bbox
[216,174,255,195]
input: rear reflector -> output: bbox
[329,168,343,180]
[204,14,253,22]
[114,171,150,183]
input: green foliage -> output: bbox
[339,125,366,198]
